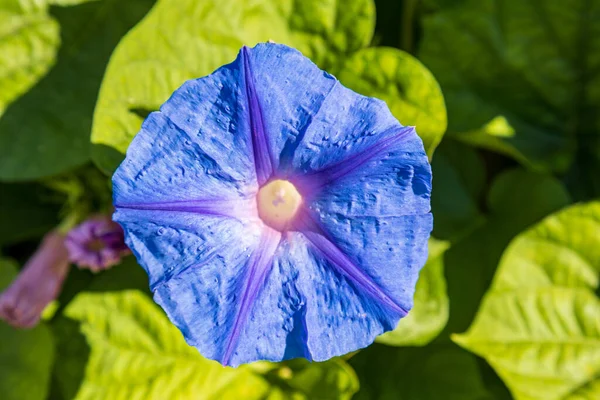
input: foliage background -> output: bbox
[0,0,598,399]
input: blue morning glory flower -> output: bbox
[112,43,432,367]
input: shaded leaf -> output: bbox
[0,0,154,181]
[430,139,486,242]
[371,0,404,47]
[52,316,90,400]
[377,238,449,346]
[442,169,572,335]
[0,182,60,245]
[337,46,447,157]
[419,0,600,177]
[55,255,150,319]
[454,202,600,400]
[434,170,566,399]
[63,290,358,399]
[350,343,491,400]
[0,258,55,400]
[0,0,59,117]
[90,0,376,174]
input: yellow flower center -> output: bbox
[257,179,302,231]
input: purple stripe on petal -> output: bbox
[296,126,415,196]
[242,46,274,186]
[222,228,281,366]
[298,211,408,316]
[115,198,257,220]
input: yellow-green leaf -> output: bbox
[90,0,375,174]
[64,290,359,400]
[454,202,600,400]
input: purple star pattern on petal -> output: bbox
[113,43,432,366]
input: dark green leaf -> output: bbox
[419,0,600,178]
[431,139,486,242]
[51,316,89,400]
[0,183,60,245]
[0,0,155,181]
[350,343,491,400]
[0,258,55,400]
[443,169,571,335]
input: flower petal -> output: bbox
[222,233,313,366]
[305,209,432,325]
[152,226,280,367]
[301,131,432,320]
[114,208,261,292]
[201,231,406,366]
[309,132,431,216]
[301,228,408,316]
[249,231,409,363]
[241,46,274,185]
[113,43,433,366]
[113,76,256,208]
[243,43,419,185]
[240,43,339,174]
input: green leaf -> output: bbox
[350,343,491,400]
[253,358,359,400]
[47,0,100,5]
[443,168,572,335]
[55,255,150,320]
[90,0,376,174]
[336,46,447,157]
[454,201,600,400]
[52,316,90,400]
[0,0,59,118]
[0,0,154,181]
[431,139,486,242]
[419,0,600,174]
[377,238,449,346]
[0,258,55,400]
[52,257,150,400]
[62,290,358,399]
[370,0,405,47]
[0,182,60,245]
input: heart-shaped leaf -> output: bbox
[454,201,600,400]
